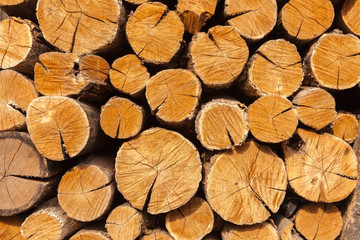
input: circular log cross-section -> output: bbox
[70,229,111,240]
[116,128,202,214]
[248,95,298,143]
[189,25,249,88]
[205,140,287,225]
[221,222,279,240]
[284,128,358,203]
[126,2,184,64]
[295,203,342,240]
[141,230,173,240]
[225,0,277,41]
[195,99,249,151]
[146,69,201,126]
[341,0,360,36]
[332,113,358,143]
[0,216,24,240]
[26,96,100,161]
[165,197,214,240]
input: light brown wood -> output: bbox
[146,69,201,126]
[293,88,336,130]
[116,127,202,214]
[295,203,342,240]
[100,97,144,139]
[36,0,126,54]
[284,128,358,203]
[0,216,25,240]
[248,95,298,143]
[274,215,302,240]
[189,25,249,88]
[0,70,37,131]
[70,228,111,240]
[165,196,214,240]
[124,0,148,5]
[21,198,84,240]
[141,229,174,240]
[177,0,218,34]
[341,0,360,37]
[195,98,248,151]
[26,96,101,161]
[225,0,277,41]
[205,140,287,225]
[0,0,37,22]
[126,2,184,64]
[221,222,280,240]
[110,54,150,96]
[331,112,358,144]
[105,203,144,240]
[58,154,115,222]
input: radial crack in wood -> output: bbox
[331,112,358,144]
[221,222,280,240]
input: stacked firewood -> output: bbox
[1,0,360,239]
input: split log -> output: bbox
[58,154,115,222]
[205,140,287,225]
[21,198,84,240]
[0,0,36,22]
[295,203,342,240]
[189,25,249,88]
[145,69,201,126]
[275,215,303,240]
[126,2,184,65]
[292,88,336,130]
[0,216,25,240]
[341,0,360,37]
[110,54,150,96]
[115,127,202,214]
[0,131,61,216]
[141,229,174,240]
[195,98,249,151]
[176,0,218,34]
[0,70,38,131]
[331,112,358,143]
[221,222,279,240]
[100,97,144,139]
[248,95,298,143]
[224,0,277,41]
[165,196,214,240]
[70,227,111,240]
[279,0,334,43]
[26,96,101,161]
[36,0,126,54]
[283,128,358,203]
[305,31,360,90]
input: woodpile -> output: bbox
[1,1,360,240]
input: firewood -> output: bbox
[0,216,25,240]
[100,97,144,139]
[21,198,84,240]
[124,0,148,5]
[279,0,334,43]
[205,140,287,225]
[115,127,202,214]
[141,229,174,240]
[36,0,126,54]
[221,222,279,240]
[341,0,360,37]
[284,128,358,203]
[110,54,150,96]
[195,98,248,150]
[248,95,298,143]
[26,96,101,161]
[126,2,184,65]
[331,112,358,143]
[165,196,214,240]
[295,203,342,240]
[274,215,303,240]
[145,69,201,126]
[225,0,277,41]
[105,203,144,240]
[70,227,111,240]
[58,154,115,222]
[0,0,36,22]
[292,88,336,130]
[0,131,62,216]
[176,0,218,34]
[189,25,249,88]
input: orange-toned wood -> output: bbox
[332,112,358,143]
[221,222,279,240]
[141,229,174,240]
[341,0,360,37]
[0,216,25,240]
[70,227,111,240]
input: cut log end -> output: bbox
[0,216,25,240]
[341,0,360,37]
[69,229,111,240]
[221,222,280,240]
[141,229,174,240]
[332,113,358,143]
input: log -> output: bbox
[205,140,287,225]
[21,198,84,240]
[141,229,174,240]
[26,96,101,161]
[279,0,334,43]
[126,2,184,65]
[275,215,303,240]
[292,87,336,130]
[283,128,358,203]
[58,154,115,222]
[145,69,201,126]
[124,0,148,5]
[189,25,249,88]
[100,97,144,139]
[36,0,126,54]
[195,98,249,151]
[115,127,202,214]
[341,0,360,37]
[0,0,37,22]
[224,0,277,41]
[248,95,298,143]
[0,131,61,216]
[165,196,214,240]
[331,112,358,144]
[110,54,150,97]
[70,227,111,240]
[221,222,279,240]
[295,203,342,240]
[0,216,25,240]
